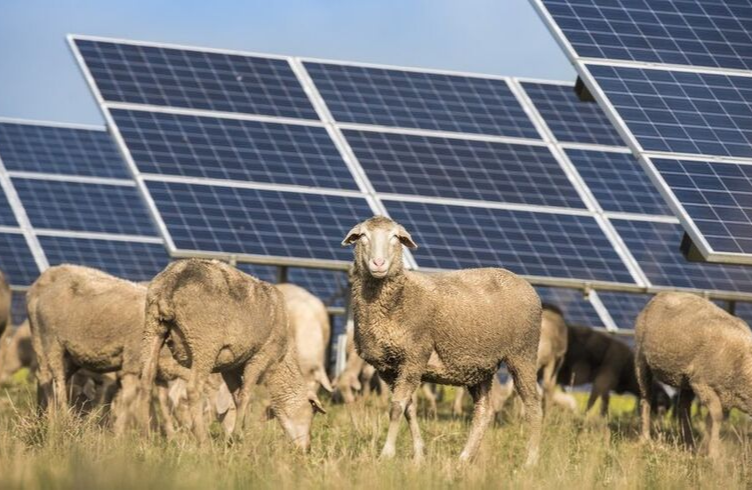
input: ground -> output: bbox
[1,373,752,489]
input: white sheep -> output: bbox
[636,291,752,458]
[343,216,542,463]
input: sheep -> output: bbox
[0,270,10,339]
[558,325,669,416]
[635,292,752,458]
[343,216,542,463]
[275,283,333,393]
[26,264,185,432]
[138,258,326,450]
[452,303,569,417]
[0,320,36,384]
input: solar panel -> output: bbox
[146,180,373,263]
[565,148,673,215]
[0,121,128,178]
[112,109,359,190]
[537,286,605,327]
[13,178,158,236]
[239,264,348,307]
[344,129,586,208]
[384,200,634,284]
[0,232,40,286]
[521,81,625,147]
[10,292,26,326]
[732,301,752,327]
[0,187,17,227]
[0,120,171,284]
[588,64,752,159]
[611,218,752,292]
[652,158,752,255]
[538,0,752,71]
[39,236,168,282]
[597,291,652,330]
[531,1,752,264]
[305,61,540,138]
[74,39,318,119]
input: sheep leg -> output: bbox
[421,383,438,418]
[380,374,421,459]
[452,387,466,417]
[508,356,542,467]
[156,383,176,438]
[588,371,616,417]
[137,332,166,432]
[233,357,269,435]
[540,360,557,415]
[691,383,722,459]
[635,351,653,441]
[677,388,694,450]
[406,393,426,462]
[458,378,493,462]
[113,373,139,435]
[186,365,211,443]
[47,342,69,413]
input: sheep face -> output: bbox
[342,216,417,279]
[272,393,326,452]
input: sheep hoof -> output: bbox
[524,451,539,467]
[379,447,396,460]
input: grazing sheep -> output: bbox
[0,320,36,384]
[138,259,325,449]
[0,271,10,338]
[635,292,752,458]
[26,265,181,432]
[558,326,669,416]
[276,283,333,393]
[343,216,542,463]
[453,303,569,416]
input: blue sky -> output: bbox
[0,1,575,126]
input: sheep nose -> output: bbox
[372,258,385,268]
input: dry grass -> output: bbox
[1,377,751,489]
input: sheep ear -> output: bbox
[341,224,363,247]
[396,225,418,249]
[308,393,327,414]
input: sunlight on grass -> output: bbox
[1,384,751,489]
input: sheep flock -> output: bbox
[2,216,752,487]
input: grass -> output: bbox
[1,378,752,489]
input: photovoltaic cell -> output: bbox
[566,148,673,215]
[537,286,604,327]
[305,61,540,138]
[345,129,585,208]
[146,180,373,261]
[652,158,752,255]
[540,0,752,71]
[39,236,169,282]
[588,64,752,159]
[11,292,26,326]
[239,264,348,306]
[0,233,39,286]
[384,200,635,283]
[612,219,752,291]
[0,188,17,227]
[13,179,158,237]
[597,292,652,329]
[112,109,358,190]
[521,81,625,147]
[74,39,318,119]
[0,122,128,178]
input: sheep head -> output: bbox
[342,216,417,280]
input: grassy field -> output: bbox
[1,376,752,489]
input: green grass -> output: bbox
[1,380,752,489]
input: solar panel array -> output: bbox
[532,0,752,265]
[0,120,170,284]
[69,35,752,331]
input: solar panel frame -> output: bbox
[529,0,752,265]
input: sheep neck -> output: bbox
[354,269,407,320]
